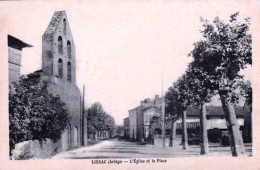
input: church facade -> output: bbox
[9,11,88,154]
[40,11,88,151]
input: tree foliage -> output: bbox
[189,12,251,99]
[165,73,193,119]
[87,102,115,133]
[241,80,252,104]
[114,125,124,135]
[188,12,251,156]
[9,73,70,152]
[165,84,181,119]
[240,80,252,111]
[185,63,215,105]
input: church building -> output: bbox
[8,11,88,156]
[40,11,88,151]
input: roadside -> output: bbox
[51,137,252,159]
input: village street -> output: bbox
[51,138,252,159]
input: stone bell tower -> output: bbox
[42,11,76,85]
[41,11,87,151]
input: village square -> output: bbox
[8,8,252,160]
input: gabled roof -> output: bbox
[186,106,200,116]
[128,105,141,112]
[186,106,245,117]
[142,105,161,112]
[8,35,32,50]
[43,11,67,36]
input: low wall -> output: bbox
[154,138,170,147]
[153,137,180,147]
[11,138,60,160]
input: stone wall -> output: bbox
[11,138,61,160]
[153,137,171,147]
[41,73,83,150]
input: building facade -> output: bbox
[125,93,247,145]
[143,106,161,138]
[8,35,32,84]
[129,108,137,140]
[123,118,130,139]
[243,100,252,143]
[127,95,163,141]
[150,105,246,145]
[40,11,88,151]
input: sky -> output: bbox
[2,0,253,125]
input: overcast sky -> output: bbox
[3,0,253,125]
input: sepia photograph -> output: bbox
[0,0,260,169]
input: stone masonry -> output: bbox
[40,11,87,151]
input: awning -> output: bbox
[151,122,200,130]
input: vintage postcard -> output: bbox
[0,0,260,169]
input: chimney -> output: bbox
[146,98,151,103]
[154,95,159,105]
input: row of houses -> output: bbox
[124,95,163,141]
[123,94,252,145]
[124,95,163,140]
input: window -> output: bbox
[63,19,66,34]
[154,128,162,135]
[58,58,63,78]
[67,62,71,81]
[74,126,78,146]
[67,41,71,58]
[58,36,63,55]
[144,113,149,124]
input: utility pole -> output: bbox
[80,95,82,146]
[161,74,166,148]
[82,84,85,146]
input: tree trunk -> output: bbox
[200,102,209,155]
[173,121,177,147]
[169,120,177,147]
[169,120,174,147]
[219,91,245,156]
[182,110,188,150]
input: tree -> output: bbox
[114,125,124,137]
[189,12,251,156]
[9,73,70,154]
[166,74,193,150]
[87,102,115,137]
[185,63,215,155]
[165,85,180,147]
[176,74,194,150]
[104,114,115,130]
[87,102,106,131]
[104,114,115,137]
